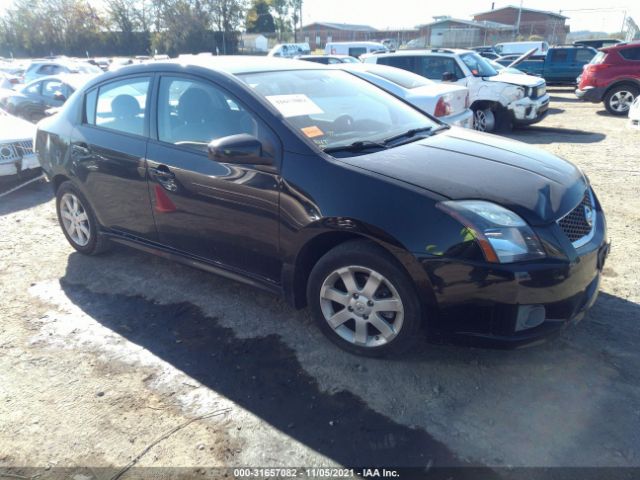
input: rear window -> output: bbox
[619,47,640,61]
[366,67,431,89]
[589,52,607,65]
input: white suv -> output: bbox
[362,49,550,133]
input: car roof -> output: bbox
[25,73,98,89]
[167,55,325,74]
[369,48,473,57]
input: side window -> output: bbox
[378,56,417,74]
[348,47,367,58]
[576,49,595,63]
[420,56,462,80]
[619,47,640,61]
[157,76,260,152]
[549,49,569,63]
[36,65,52,75]
[328,58,341,64]
[92,77,150,136]
[42,79,64,99]
[24,82,41,95]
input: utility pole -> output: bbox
[515,0,523,40]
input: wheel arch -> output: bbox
[603,79,640,98]
[282,224,439,324]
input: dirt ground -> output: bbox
[1,88,639,478]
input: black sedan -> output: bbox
[34,57,609,356]
[0,74,95,122]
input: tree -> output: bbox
[211,0,247,53]
[246,0,275,33]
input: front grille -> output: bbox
[558,190,595,245]
[0,143,19,163]
[0,140,33,164]
[15,140,33,155]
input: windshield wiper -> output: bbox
[383,125,449,146]
[323,140,388,154]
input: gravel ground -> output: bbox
[1,88,639,477]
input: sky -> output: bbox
[0,0,636,34]
[300,0,637,34]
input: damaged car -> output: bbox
[362,49,550,133]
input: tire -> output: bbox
[472,107,496,132]
[604,85,638,116]
[307,240,423,357]
[55,181,110,255]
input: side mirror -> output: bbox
[53,91,66,102]
[442,71,457,82]
[208,134,271,165]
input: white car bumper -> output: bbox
[442,108,474,129]
[508,94,550,125]
[0,144,39,177]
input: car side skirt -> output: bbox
[104,231,283,297]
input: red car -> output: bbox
[576,41,640,115]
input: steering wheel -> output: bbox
[333,115,355,130]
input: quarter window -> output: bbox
[619,47,640,61]
[91,77,150,136]
[157,76,259,152]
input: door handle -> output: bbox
[150,165,175,181]
[150,164,178,192]
[72,142,91,156]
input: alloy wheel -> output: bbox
[473,108,495,132]
[609,90,635,113]
[60,192,91,247]
[319,265,404,348]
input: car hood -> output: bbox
[485,73,543,87]
[0,112,35,143]
[339,127,587,225]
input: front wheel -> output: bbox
[604,86,637,115]
[307,240,423,357]
[473,107,496,132]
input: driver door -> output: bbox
[145,75,282,282]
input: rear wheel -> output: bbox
[604,85,637,115]
[56,181,109,255]
[307,240,423,357]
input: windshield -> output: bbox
[365,66,432,89]
[238,69,437,152]
[460,52,498,77]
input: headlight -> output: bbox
[437,200,546,263]
[504,86,525,102]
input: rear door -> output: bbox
[145,74,282,282]
[545,48,572,82]
[71,75,157,240]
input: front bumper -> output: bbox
[508,94,550,126]
[575,86,606,103]
[419,212,609,347]
[0,152,40,177]
[443,108,474,129]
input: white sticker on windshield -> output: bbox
[265,94,324,117]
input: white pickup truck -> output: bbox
[362,49,550,133]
